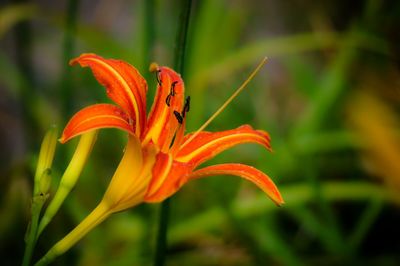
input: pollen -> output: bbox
[149,62,159,72]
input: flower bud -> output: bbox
[39,168,52,195]
[34,126,57,196]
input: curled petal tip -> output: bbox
[272,194,285,206]
[69,54,82,66]
[69,59,76,66]
[269,188,284,206]
[189,164,283,207]
[69,53,97,66]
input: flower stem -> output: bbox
[37,131,97,237]
[22,195,47,266]
[61,0,80,120]
[22,128,57,266]
[34,201,111,266]
[154,198,171,266]
[173,0,193,75]
[154,1,192,265]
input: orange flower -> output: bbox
[36,53,283,265]
[61,53,283,207]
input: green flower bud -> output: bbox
[34,126,57,196]
[39,168,52,195]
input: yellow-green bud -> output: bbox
[34,126,57,196]
[39,168,52,195]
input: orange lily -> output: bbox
[36,53,283,265]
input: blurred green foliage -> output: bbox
[1,0,400,265]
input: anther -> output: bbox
[182,96,191,118]
[174,111,183,124]
[156,70,162,86]
[166,81,179,107]
[166,94,172,106]
[170,81,178,96]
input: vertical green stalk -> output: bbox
[154,198,171,266]
[22,194,47,266]
[154,1,192,265]
[61,0,80,121]
[142,0,156,104]
[143,0,155,70]
[12,0,38,148]
[37,131,98,237]
[22,128,58,266]
[172,0,192,75]
[13,0,33,83]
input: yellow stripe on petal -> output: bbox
[189,163,284,206]
[144,66,184,149]
[144,159,192,203]
[60,104,134,143]
[176,125,271,166]
[144,152,174,198]
[70,53,147,136]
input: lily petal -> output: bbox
[169,120,186,156]
[144,158,193,202]
[144,66,185,151]
[189,163,284,206]
[143,152,173,199]
[176,125,271,166]
[60,104,134,143]
[70,53,147,136]
[112,142,158,212]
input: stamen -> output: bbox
[156,70,162,86]
[166,81,179,106]
[170,81,178,96]
[181,57,268,148]
[182,96,190,118]
[166,94,172,107]
[149,62,162,86]
[169,132,177,149]
[174,111,183,124]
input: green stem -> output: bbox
[142,0,156,104]
[22,195,47,266]
[61,0,80,120]
[37,131,97,237]
[143,0,155,69]
[154,1,192,265]
[154,198,171,266]
[173,0,192,74]
[34,202,111,266]
[22,128,57,266]
[12,0,38,148]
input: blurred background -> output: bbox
[1,0,400,265]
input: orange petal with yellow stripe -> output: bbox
[144,152,174,200]
[144,158,193,202]
[176,125,271,166]
[144,66,185,150]
[60,104,134,143]
[189,163,284,206]
[70,53,147,136]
